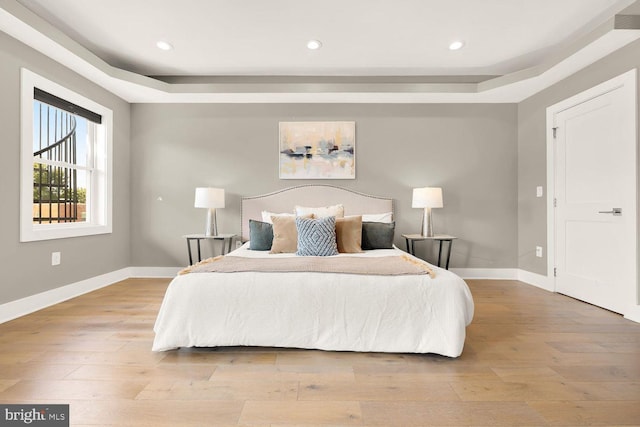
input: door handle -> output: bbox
[598,208,622,216]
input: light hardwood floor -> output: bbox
[0,278,639,426]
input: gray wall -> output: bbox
[518,38,640,275]
[0,32,131,305]
[1,14,637,306]
[130,103,518,268]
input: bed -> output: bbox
[153,185,474,357]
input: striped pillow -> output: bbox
[295,216,339,256]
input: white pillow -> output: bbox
[295,204,344,219]
[261,211,294,224]
[362,212,393,223]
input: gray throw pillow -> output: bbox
[295,216,339,256]
[361,221,395,250]
[249,219,274,251]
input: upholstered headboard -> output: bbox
[241,185,394,242]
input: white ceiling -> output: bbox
[13,0,636,77]
[2,0,639,102]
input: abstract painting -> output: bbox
[279,121,355,179]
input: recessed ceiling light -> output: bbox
[156,40,173,51]
[449,40,465,51]
[307,40,322,50]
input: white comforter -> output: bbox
[152,245,474,357]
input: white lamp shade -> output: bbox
[194,187,225,208]
[412,187,443,208]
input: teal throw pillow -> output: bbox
[249,219,274,251]
[361,221,395,250]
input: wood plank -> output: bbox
[450,380,591,401]
[239,401,362,425]
[360,401,548,426]
[211,364,356,382]
[136,379,299,401]
[72,399,243,426]
[529,400,640,425]
[0,379,147,400]
[565,381,640,400]
[298,378,460,401]
[29,350,168,366]
[66,364,216,382]
[0,379,19,392]
[353,364,500,382]
[0,363,79,380]
[551,364,640,382]
[159,348,277,365]
[491,366,565,382]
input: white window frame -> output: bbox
[20,68,113,242]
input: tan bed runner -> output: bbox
[181,254,435,278]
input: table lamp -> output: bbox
[194,187,225,236]
[412,187,443,237]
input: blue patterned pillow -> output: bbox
[296,216,339,256]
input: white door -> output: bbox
[552,72,636,314]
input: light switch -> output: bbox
[536,186,543,197]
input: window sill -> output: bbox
[20,223,112,242]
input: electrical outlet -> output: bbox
[51,252,61,266]
[535,246,543,258]
[235,240,243,249]
[536,186,543,197]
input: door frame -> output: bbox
[545,68,638,320]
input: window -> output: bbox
[20,69,112,241]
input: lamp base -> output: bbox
[205,208,218,237]
[421,207,434,237]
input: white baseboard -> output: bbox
[0,266,180,324]
[624,305,640,323]
[517,269,554,292]
[0,267,131,324]
[129,266,182,278]
[452,268,554,292]
[516,269,639,324]
[451,268,518,279]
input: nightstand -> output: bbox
[402,234,457,270]
[183,234,236,265]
